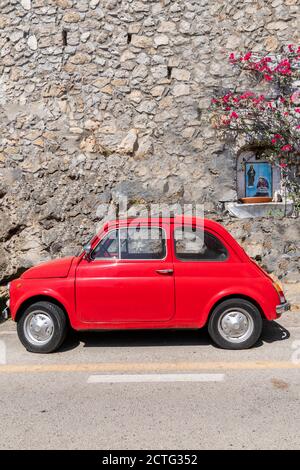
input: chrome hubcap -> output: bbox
[218,308,254,343]
[24,311,54,346]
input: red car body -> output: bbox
[9,217,287,332]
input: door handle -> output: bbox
[156,269,173,275]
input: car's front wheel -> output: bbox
[17,301,67,353]
[208,298,262,349]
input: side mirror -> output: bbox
[83,243,92,261]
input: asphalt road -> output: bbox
[0,311,299,450]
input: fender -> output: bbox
[199,285,274,328]
[10,278,77,328]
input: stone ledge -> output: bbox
[226,202,294,219]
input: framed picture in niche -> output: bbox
[245,162,272,198]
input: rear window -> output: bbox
[174,226,228,261]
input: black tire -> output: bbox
[208,298,262,350]
[17,301,67,353]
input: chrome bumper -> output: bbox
[1,300,10,321]
[1,307,9,321]
[276,302,290,316]
[1,307,9,320]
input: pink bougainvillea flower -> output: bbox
[222,94,231,104]
[271,134,283,143]
[243,52,252,61]
[252,95,265,105]
[264,74,272,81]
[276,59,292,76]
[239,91,254,100]
[291,91,300,104]
[213,49,300,167]
[230,111,239,119]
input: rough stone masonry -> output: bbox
[0,0,299,308]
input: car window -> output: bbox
[120,227,166,260]
[92,230,119,259]
[174,226,228,261]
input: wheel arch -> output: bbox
[15,295,69,325]
[207,294,265,322]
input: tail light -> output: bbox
[273,281,286,304]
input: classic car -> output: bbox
[6,217,290,353]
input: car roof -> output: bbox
[104,216,226,232]
[94,217,248,262]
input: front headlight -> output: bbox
[6,283,10,300]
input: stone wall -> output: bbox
[0,0,299,307]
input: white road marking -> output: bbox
[87,373,225,383]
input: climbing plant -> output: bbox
[210,45,300,212]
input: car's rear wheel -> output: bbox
[208,298,262,349]
[17,301,67,353]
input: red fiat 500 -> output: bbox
[7,217,289,353]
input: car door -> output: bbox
[75,224,175,323]
[172,223,238,326]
